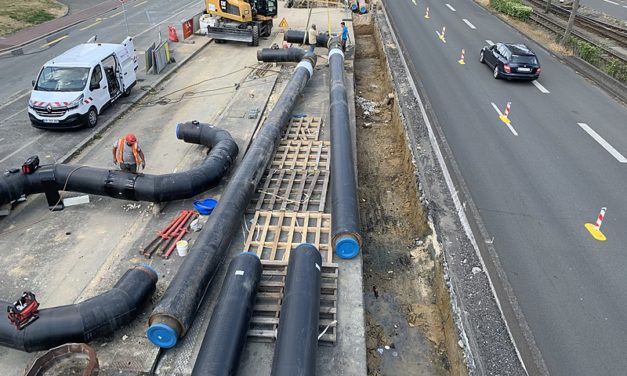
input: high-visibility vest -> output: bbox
[116,138,141,165]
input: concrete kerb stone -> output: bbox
[58,37,214,165]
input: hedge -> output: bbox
[490,0,533,21]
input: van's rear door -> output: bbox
[118,37,137,91]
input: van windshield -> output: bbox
[35,67,90,92]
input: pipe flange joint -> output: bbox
[147,323,178,348]
[296,60,314,80]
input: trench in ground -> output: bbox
[354,17,465,376]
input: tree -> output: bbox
[561,0,580,46]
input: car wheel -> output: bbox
[86,107,98,128]
[493,66,500,79]
[122,86,132,97]
[479,51,485,63]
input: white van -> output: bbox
[28,37,138,129]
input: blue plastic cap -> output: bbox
[351,3,357,10]
[147,323,178,348]
[140,263,158,276]
[241,251,260,259]
[360,6,367,13]
[175,123,182,140]
[335,236,360,259]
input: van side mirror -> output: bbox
[90,82,100,91]
[31,80,35,87]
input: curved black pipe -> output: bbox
[0,122,238,206]
[191,252,262,376]
[284,30,330,47]
[147,52,318,348]
[257,47,306,63]
[0,265,158,352]
[271,244,322,376]
[328,38,362,259]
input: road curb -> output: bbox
[58,38,213,164]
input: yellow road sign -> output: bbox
[279,18,288,28]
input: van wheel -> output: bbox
[123,86,132,97]
[86,107,98,128]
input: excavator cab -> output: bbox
[205,0,277,45]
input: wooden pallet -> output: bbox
[249,169,330,213]
[248,261,338,346]
[244,211,334,265]
[282,117,322,141]
[270,140,330,171]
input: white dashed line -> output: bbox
[446,3,456,11]
[486,39,494,46]
[531,80,550,93]
[603,0,619,4]
[578,123,627,162]
[0,134,44,164]
[490,102,519,136]
[463,19,476,29]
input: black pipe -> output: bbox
[0,122,238,207]
[147,52,318,348]
[328,38,362,259]
[191,252,262,376]
[284,30,330,47]
[0,265,157,352]
[271,244,322,376]
[257,47,306,63]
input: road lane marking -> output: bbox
[463,19,476,29]
[109,10,124,17]
[41,35,67,48]
[486,39,494,46]
[79,20,102,31]
[0,134,45,164]
[0,91,29,112]
[135,0,202,38]
[531,80,549,93]
[603,0,619,4]
[491,102,518,136]
[578,122,627,162]
[412,0,417,5]
[0,109,25,125]
[134,0,148,7]
[446,3,456,11]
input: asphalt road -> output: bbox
[580,0,627,22]
[385,0,627,375]
[0,0,204,169]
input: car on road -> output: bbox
[479,43,541,81]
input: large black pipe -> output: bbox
[328,38,362,259]
[147,52,318,348]
[271,244,322,376]
[0,265,157,352]
[257,47,306,63]
[191,252,262,376]
[284,30,330,47]
[0,122,238,206]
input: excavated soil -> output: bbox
[354,28,452,376]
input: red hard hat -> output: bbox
[125,133,137,143]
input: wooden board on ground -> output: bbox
[271,140,330,170]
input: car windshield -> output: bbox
[35,67,90,92]
[511,55,538,64]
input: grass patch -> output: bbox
[0,0,66,37]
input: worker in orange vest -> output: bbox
[112,133,146,173]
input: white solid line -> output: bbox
[531,80,550,93]
[0,134,44,164]
[486,39,494,46]
[578,123,627,163]
[446,3,456,11]
[412,0,417,5]
[603,0,619,4]
[0,90,30,112]
[463,19,476,29]
[380,4,529,372]
[491,102,518,136]
[0,108,26,124]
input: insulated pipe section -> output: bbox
[358,0,368,13]
[271,244,322,376]
[257,47,306,63]
[284,30,330,47]
[147,52,318,349]
[0,265,157,352]
[0,122,238,206]
[191,253,262,376]
[328,38,362,259]
[350,0,358,11]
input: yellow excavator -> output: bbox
[204,0,277,46]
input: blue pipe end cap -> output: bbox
[241,251,260,259]
[175,123,182,140]
[351,3,358,10]
[335,236,360,259]
[147,323,178,348]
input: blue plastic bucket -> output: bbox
[193,198,218,215]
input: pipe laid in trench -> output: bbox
[191,252,262,376]
[358,0,368,13]
[328,38,362,259]
[0,122,238,207]
[271,244,322,376]
[0,265,157,352]
[257,47,307,63]
[284,30,330,47]
[350,0,358,11]
[147,52,318,348]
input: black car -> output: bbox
[479,43,541,80]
